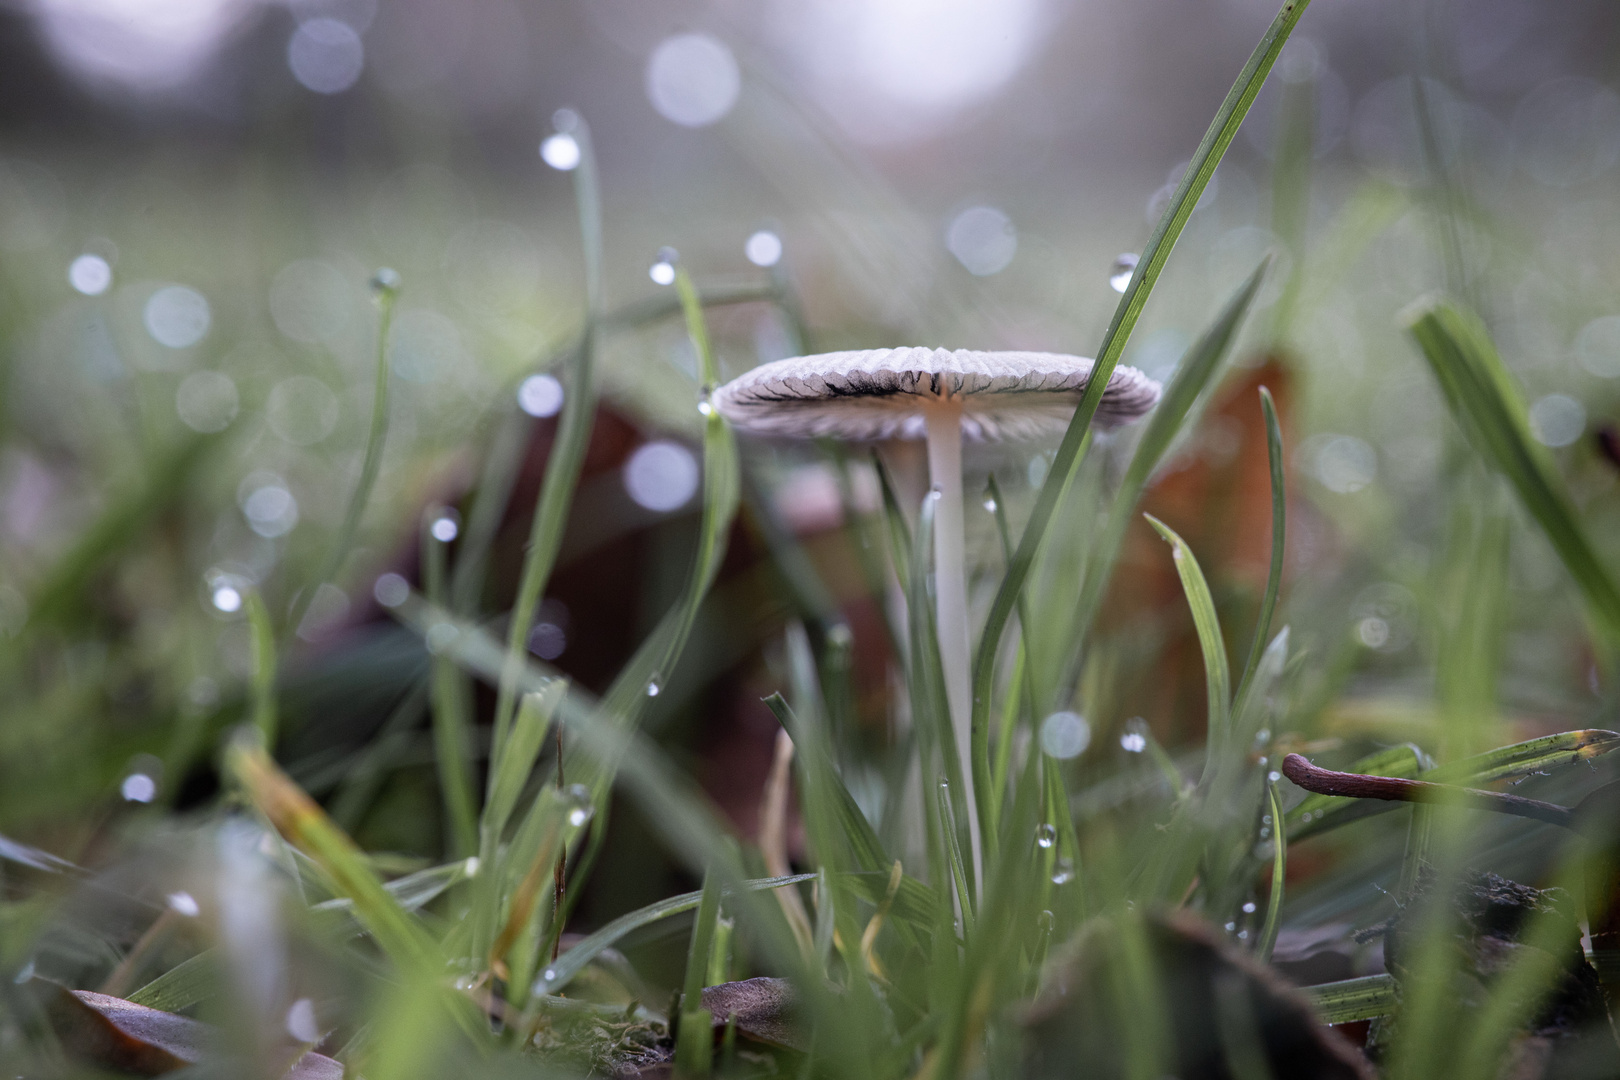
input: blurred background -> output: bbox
[4,0,1620,986]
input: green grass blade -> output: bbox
[483,683,564,845]
[1067,259,1270,686]
[676,870,722,1076]
[491,116,605,761]
[1406,297,1620,648]
[229,738,437,970]
[245,591,277,746]
[1255,780,1286,961]
[1144,515,1231,750]
[539,874,814,995]
[972,0,1316,797]
[292,273,398,636]
[1302,974,1397,1024]
[1234,387,1286,713]
[423,522,477,859]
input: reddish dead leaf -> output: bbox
[46,984,342,1078]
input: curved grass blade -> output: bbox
[1233,386,1286,714]
[1144,516,1230,750]
[1406,297,1620,649]
[971,0,1318,819]
[540,874,815,995]
[1303,974,1396,1024]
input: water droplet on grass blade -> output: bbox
[429,510,459,543]
[649,247,678,286]
[370,267,402,296]
[168,892,200,917]
[1035,824,1056,849]
[541,133,581,171]
[745,229,782,267]
[1051,859,1074,885]
[121,772,156,802]
[564,784,593,827]
[518,373,564,417]
[646,679,661,697]
[69,253,111,295]
[1109,252,1138,292]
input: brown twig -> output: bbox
[1280,753,1576,831]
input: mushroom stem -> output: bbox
[924,402,983,891]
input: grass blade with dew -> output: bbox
[245,591,277,745]
[971,0,1318,838]
[1302,974,1397,1024]
[491,114,604,763]
[564,266,739,806]
[1254,779,1286,961]
[288,271,399,638]
[448,282,775,615]
[423,513,477,859]
[1062,259,1270,702]
[984,474,1039,840]
[1406,297,1620,651]
[1232,386,1286,716]
[391,598,815,995]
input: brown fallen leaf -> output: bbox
[45,983,343,1078]
[700,976,806,1052]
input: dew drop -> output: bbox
[646,679,661,697]
[430,513,459,543]
[121,773,157,803]
[167,891,200,917]
[1242,901,1257,914]
[370,267,402,296]
[564,783,594,828]
[1109,253,1139,293]
[983,497,997,513]
[463,856,480,877]
[698,399,714,415]
[540,133,582,171]
[1267,770,1282,783]
[1035,823,1057,849]
[649,247,679,286]
[1051,860,1075,885]
[1224,921,1236,933]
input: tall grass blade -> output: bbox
[492,116,605,760]
[1406,297,1620,649]
[1234,387,1286,712]
[1144,516,1230,747]
[1067,259,1270,691]
[245,592,277,745]
[293,273,398,636]
[972,0,1317,804]
[1255,780,1286,961]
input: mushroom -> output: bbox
[714,348,1162,876]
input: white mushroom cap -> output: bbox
[713,348,1162,441]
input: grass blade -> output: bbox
[972,0,1317,809]
[245,592,277,746]
[423,520,477,859]
[1144,515,1230,749]
[1302,974,1397,1024]
[229,738,437,970]
[1066,259,1270,693]
[491,116,605,761]
[1406,297,1620,648]
[540,874,815,995]
[1255,780,1286,961]
[292,273,399,636]
[1234,386,1286,713]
